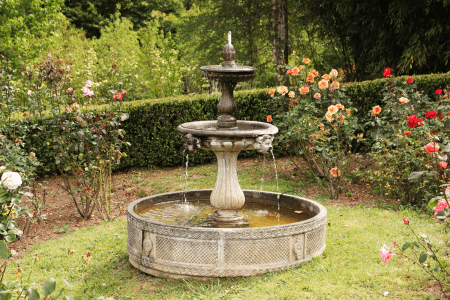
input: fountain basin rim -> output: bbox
[128,189,327,232]
[200,65,256,73]
[177,120,278,137]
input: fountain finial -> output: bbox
[222,31,236,68]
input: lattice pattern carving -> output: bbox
[127,219,142,255]
[224,237,289,265]
[156,236,218,265]
[306,225,326,257]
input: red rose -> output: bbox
[425,110,437,119]
[402,218,409,225]
[407,78,414,83]
[407,116,424,128]
[436,89,443,95]
[383,68,392,77]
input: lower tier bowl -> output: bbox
[127,190,327,279]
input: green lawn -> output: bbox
[4,159,449,299]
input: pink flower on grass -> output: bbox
[121,89,126,96]
[424,142,439,153]
[67,87,73,92]
[65,105,71,113]
[314,93,321,99]
[379,244,395,263]
[27,90,33,96]
[85,80,94,88]
[439,161,448,169]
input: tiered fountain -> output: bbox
[127,33,327,279]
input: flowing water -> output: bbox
[270,149,279,192]
[182,154,189,203]
[138,201,311,228]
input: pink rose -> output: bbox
[424,142,439,153]
[439,161,448,169]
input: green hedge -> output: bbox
[344,72,450,120]
[25,90,278,175]
[23,72,450,176]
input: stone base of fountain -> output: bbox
[127,190,327,279]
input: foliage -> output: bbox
[381,219,450,299]
[0,68,42,242]
[0,0,63,68]
[138,13,183,98]
[43,13,183,101]
[21,53,129,220]
[302,0,450,80]
[270,61,360,199]
[61,0,184,39]
[365,72,449,206]
[4,71,448,178]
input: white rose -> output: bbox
[1,172,22,190]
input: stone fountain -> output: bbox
[127,33,327,279]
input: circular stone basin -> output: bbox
[127,190,327,279]
[200,65,256,82]
[177,120,278,137]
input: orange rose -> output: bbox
[331,81,340,89]
[310,69,319,77]
[318,80,329,90]
[306,74,315,83]
[322,74,330,81]
[303,58,310,64]
[267,115,272,122]
[299,86,309,94]
[372,106,382,115]
[268,89,275,96]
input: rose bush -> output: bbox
[270,58,361,199]
[23,54,130,220]
[364,69,448,206]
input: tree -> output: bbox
[62,0,184,38]
[0,0,63,68]
[302,0,450,80]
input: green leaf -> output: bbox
[402,241,411,251]
[442,144,450,152]
[419,233,428,240]
[419,252,428,263]
[0,241,9,259]
[28,288,40,300]
[42,278,56,296]
[413,241,420,248]
[408,171,424,180]
[429,198,440,209]
[426,251,436,259]
[433,266,441,272]
[426,171,436,177]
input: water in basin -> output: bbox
[138,200,312,228]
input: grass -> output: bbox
[4,157,449,299]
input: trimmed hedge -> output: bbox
[22,71,450,176]
[344,72,450,120]
[25,90,277,175]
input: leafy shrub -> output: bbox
[269,61,361,199]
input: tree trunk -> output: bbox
[270,0,289,85]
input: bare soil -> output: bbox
[8,156,387,259]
